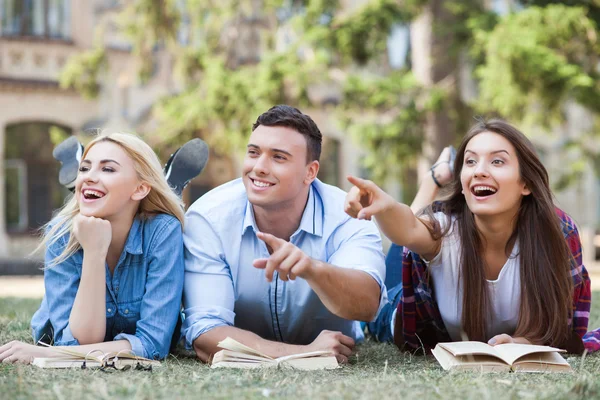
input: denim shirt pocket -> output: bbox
[118,299,142,320]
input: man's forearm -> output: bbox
[305,262,380,322]
[193,326,308,362]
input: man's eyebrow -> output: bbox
[80,159,121,165]
[247,144,293,157]
[271,148,293,157]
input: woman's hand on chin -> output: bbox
[0,340,51,364]
[488,334,532,346]
[73,214,112,255]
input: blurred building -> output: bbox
[0,0,598,266]
[0,1,358,263]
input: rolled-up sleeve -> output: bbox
[327,218,388,321]
[115,218,184,360]
[182,210,236,349]
[39,238,82,346]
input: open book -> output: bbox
[32,344,161,370]
[210,337,339,370]
[432,341,571,373]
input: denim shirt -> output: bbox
[31,214,184,360]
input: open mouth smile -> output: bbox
[470,185,497,198]
[81,188,106,202]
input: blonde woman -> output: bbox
[0,133,185,363]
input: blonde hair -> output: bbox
[38,132,185,267]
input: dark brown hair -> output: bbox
[423,119,574,346]
[252,105,322,162]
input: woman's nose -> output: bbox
[473,162,489,178]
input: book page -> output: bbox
[275,350,334,363]
[32,358,104,369]
[493,344,564,366]
[38,343,104,362]
[281,356,339,370]
[37,342,156,364]
[512,352,571,372]
[438,341,503,361]
[216,337,273,360]
[213,350,276,364]
[432,346,511,372]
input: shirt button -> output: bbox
[107,308,112,313]
[115,286,119,292]
[124,309,129,314]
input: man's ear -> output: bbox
[304,160,320,184]
[131,182,151,201]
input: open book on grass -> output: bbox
[32,344,161,370]
[432,341,571,373]
[210,337,339,370]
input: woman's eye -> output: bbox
[78,166,89,172]
[102,167,115,172]
[465,159,476,165]
[492,159,504,165]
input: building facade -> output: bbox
[0,1,356,262]
[1,0,598,265]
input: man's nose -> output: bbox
[253,154,269,175]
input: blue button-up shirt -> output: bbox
[182,178,387,348]
[31,214,184,360]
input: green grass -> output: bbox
[1,296,600,400]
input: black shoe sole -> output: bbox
[164,138,210,196]
[53,136,83,187]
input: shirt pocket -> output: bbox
[118,299,142,321]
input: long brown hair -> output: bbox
[422,119,574,346]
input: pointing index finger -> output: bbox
[256,232,284,251]
[347,175,371,191]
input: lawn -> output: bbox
[1,296,600,400]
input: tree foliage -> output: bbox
[474,5,600,126]
[60,0,600,187]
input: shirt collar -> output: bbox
[242,201,258,234]
[123,216,144,255]
[241,183,323,238]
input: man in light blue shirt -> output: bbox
[182,105,386,363]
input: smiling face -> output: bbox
[242,125,319,210]
[76,141,148,220]
[460,131,531,218]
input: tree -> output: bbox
[60,0,600,197]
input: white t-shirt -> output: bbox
[392,212,521,341]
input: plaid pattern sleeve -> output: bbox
[393,247,451,353]
[555,208,597,353]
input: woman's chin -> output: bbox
[78,207,105,218]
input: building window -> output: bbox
[4,159,28,231]
[4,122,72,233]
[387,24,410,70]
[1,0,71,40]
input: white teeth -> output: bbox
[473,186,497,194]
[253,180,272,188]
[83,189,105,198]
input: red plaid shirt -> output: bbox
[393,207,599,354]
